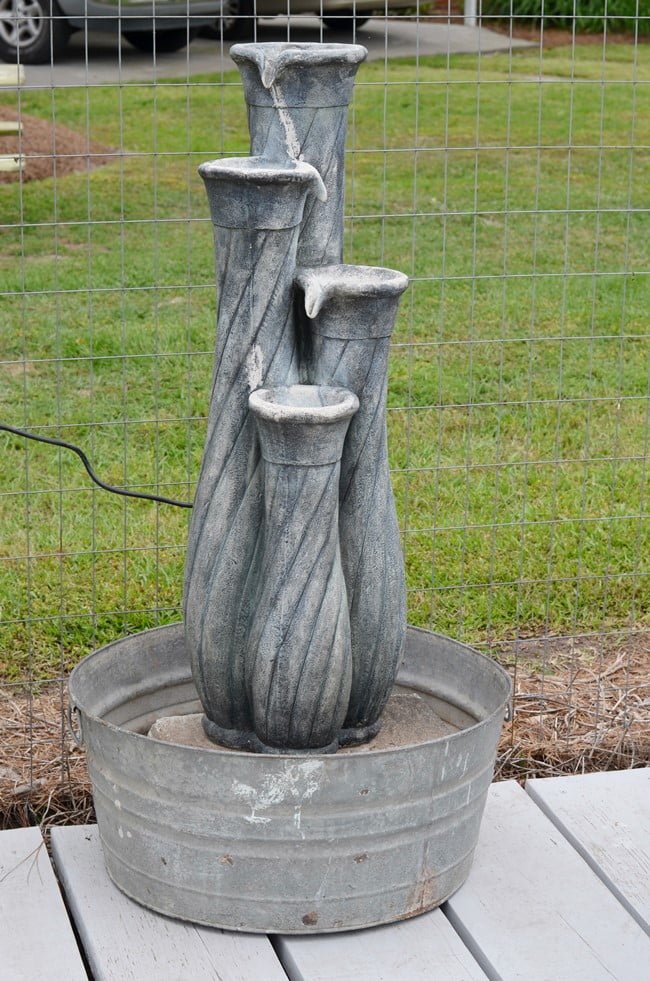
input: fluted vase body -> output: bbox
[230,42,367,266]
[184,158,325,747]
[247,385,358,753]
[296,264,410,743]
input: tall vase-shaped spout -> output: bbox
[184,157,326,749]
[230,42,367,266]
[295,264,410,744]
[247,384,358,753]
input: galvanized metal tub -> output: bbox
[69,622,511,933]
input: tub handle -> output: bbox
[67,703,84,747]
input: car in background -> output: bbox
[0,0,414,64]
[213,0,414,39]
[0,0,222,63]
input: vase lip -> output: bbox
[249,384,359,425]
[295,264,409,319]
[230,42,368,90]
[198,155,327,200]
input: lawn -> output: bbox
[1,42,648,681]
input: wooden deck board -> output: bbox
[50,825,288,981]
[444,780,650,980]
[276,907,488,981]
[0,826,88,981]
[527,768,650,935]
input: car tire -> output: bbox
[0,0,70,64]
[322,13,369,31]
[123,28,197,54]
[201,0,255,42]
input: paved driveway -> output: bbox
[22,17,531,88]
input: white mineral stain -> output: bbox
[269,82,302,160]
[245,344,264,392]
[302,280,325,319]
[232,761,324,826]
[230,782,272,826]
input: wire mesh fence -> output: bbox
[1,5,648,827]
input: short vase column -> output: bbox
[295,264,410,744]
[230,41,367,266]
[247,384,359,753]
[184,157,326,749]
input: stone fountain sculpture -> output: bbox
[184,42,408,755]
[69,42,511,934]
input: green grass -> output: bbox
[1,43,649,680]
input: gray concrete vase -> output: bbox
[295,264,410,744]
[230,41,367,265]
[247,384,359,753]
[183,156,326,748]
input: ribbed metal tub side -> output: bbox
[69,622,511,933]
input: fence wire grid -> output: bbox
[1,6,649,826]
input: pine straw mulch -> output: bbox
[0,686,94,832]
[0,107,115,184]
[1,632,648,830]
[494,631,649,781]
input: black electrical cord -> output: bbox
[0,422,193,509]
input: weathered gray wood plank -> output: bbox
[444,780,650,980]
[276,907,488,981]
[527,767,650,935]
[50,825,288,981]
[0,826,88,980]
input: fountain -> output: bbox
[68,42,511,934]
